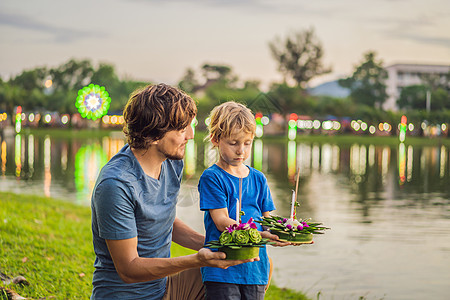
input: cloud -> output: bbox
[383,20,450,48]
[353,11,450,49]
[389,32,450,48]
[129,0,320,15]
[0,11,105,43]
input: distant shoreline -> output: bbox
[6,128,449,147]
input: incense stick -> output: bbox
[294,168,300,202]
[294,168,300,218]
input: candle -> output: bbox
[237,177,242,223]
[290,190,295,220]
[236,198,240,222]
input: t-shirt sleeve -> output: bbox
[198,171,228,211]
[92,178,137,240]
[260,175,276,213]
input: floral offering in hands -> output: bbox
[256,215,330,244]
[204,218,272,260]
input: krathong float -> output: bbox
[204,217,272,260]
[257,169,329,244]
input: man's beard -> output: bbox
[161,148,184,161]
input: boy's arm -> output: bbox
[106,237,259,284]
[172,217,204,251]
[209,208,237,232]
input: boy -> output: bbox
[198,101,287,300]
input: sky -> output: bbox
[1,0,449,89]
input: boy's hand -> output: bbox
[197,248,259,269]
[260,231,292,247]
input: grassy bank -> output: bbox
[0,192,310,299]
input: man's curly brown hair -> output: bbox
[122,83,197,149]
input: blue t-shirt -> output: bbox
[91,144,183,300]
[198,164,276,285]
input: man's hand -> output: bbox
[260,231,292,247]
[196,248,259,269]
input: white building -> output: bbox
[383,63,450,111]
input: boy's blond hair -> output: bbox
[207,101,256,142]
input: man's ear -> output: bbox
[149,138,159,145]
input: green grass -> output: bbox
[0,192,94,298]
[1,192,310,299]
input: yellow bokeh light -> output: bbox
[44,79,53,88]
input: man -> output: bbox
[91,83,258,299]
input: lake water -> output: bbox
[1,131,449,300]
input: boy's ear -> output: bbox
[210,135,219,147]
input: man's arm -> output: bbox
[172,217,204,251]
[106,237,258,284]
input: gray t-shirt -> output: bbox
[91,144,183,299]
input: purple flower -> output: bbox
[226,224,238,233]
[302,222,309,228]
[244,218,257,229]
[237,223,247,230]
[286,224,292,229]
[277,220,283,223]
[283,218,288,223]
[297,224,304,231]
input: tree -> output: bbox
[178,68,199,94]
[419,72,450,92]
[266,83,315,114]
[49,59,94,91]
[339,51,388,108]
[269,28,331,88]
[430,88,450,110]
[178,63,237,94]
[397,85,427,110]
[201,64,232,81]
[9,67,48,91]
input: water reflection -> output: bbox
[399,142,406,185]
[44,136,51,197]
[440,145,447,178]
[28,134,34,176]
[73,144,106,203]
[1,134,449,207]
[1,133,449,299]
[1,140,6,175]
[253,139,263,171]
[287,140,296,179]
[15,134,22,177]
[184,139,196,177]
[297,143,311,176]
[407,145,413,182]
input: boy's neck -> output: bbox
[216,161,249,178]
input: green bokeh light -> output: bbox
[75,84,111,120]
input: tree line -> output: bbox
[1,28,449,126]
